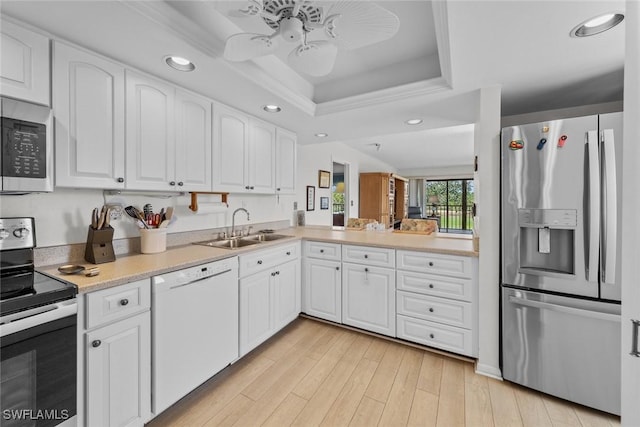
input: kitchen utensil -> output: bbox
[159,207,165,221]
[91,208,99,229]
[158,220,170,228]
[143,203,153,217]
[147,213,161,227]
[164,207,174,222]
[58,265,100,277]
[125,206,149,229]
[103,207,111,229]
[97,206,107,229]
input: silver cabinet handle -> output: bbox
[169,181,176,186]
[92,340,102,348]
[120,299,129,306]
[631,319,640,357]
[117,177,124,183]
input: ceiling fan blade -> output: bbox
[228,0,263,17]
[288,41,338,77]
[322,1,400,50]
[224,33,279,62]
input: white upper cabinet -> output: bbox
[248,118,276,193]
[0,19,50,105]
[53,42,126,189]
[213,104,278,194]
[212,103,249,192]
[174,90,212,192]
[275,128,297,195]
[125,71,176,191]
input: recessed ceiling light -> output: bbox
[263,105,282,113]
[165,56,195,72]
[571,13,624,37]
[405,119,423,125]
[315,133,328,138]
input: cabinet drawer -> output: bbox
[397,250,472,278]
[303,241,341,261]
[397,291,472,329]
[397,315,473,356]
[397,270,473,302]
[342,245,395,268]
[239,242,299,277]
[86,279,150,329]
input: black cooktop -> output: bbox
[0,270,77,316]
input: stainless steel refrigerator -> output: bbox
[501,112,622,415]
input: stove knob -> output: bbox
[13,227,30,238]
[0,229,9,240]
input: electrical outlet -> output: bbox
[293,201,298,210]
[106,203,124,220]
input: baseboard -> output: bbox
[475,363,503,380]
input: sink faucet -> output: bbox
[231,208,250,237]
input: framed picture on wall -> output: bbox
[318,170,330,188]
[320,196,329,210]
[306,186,315,211]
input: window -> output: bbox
[424,179,474,233]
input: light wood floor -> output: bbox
[147,317,620,427]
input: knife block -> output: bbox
[85,226,115,264]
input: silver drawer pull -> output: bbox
[428,284,434,289]
[429,333,435,339]
[429,308,434,313]
[92,340,101,348]
[428,262,434,267]
[631,319,640,357]
[120,299,129,306]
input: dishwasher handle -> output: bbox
[166,269,233,290]
[508,295,620,323]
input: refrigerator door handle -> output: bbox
[508,295,620,323]
[585,131,600,283]
[600,129,617,285]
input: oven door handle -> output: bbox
[0,300,77,338]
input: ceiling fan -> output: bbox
[223,0,400,77]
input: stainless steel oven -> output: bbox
[0,218,77,426]
[1,97,53,193]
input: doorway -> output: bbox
[332,161,349,227]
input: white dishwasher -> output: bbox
[152,257,238,415]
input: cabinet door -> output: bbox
[239,271,273,356]
[0,19,50,105]
[273,260,300,330]
[302,258,342,323]
[275,128,296,195]
[53,42,125,189]
[86,312,150,427]
[125,71,175,191]
[342,263,396,336]
[212,103,248,192]
[174,90,212,192]
[248,118,275,193]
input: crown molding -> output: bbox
[432,0,453,87]
[314,77,452,116]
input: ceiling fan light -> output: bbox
[279,16,304,43]
[263,104,282,113]
[165,56,195,72]
[571,13,624,37]
[288,41,338,77]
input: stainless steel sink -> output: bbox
[243,233,290,242]
[193,238,261,249]
[192,233,291,250]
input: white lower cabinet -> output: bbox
[239,243,300,356]
[83,279,151,427]
[396,250,478,357]
[302,257,342,323]
[342,263,396,337]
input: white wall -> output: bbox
[296,141,397,226]
[474,86,502,379]
[621,0,640,423]
[0,189,295,247]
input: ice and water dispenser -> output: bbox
[517,209,577,275]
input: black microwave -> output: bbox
[1,97,53,193]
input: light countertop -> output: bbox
[41,226,477,294]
